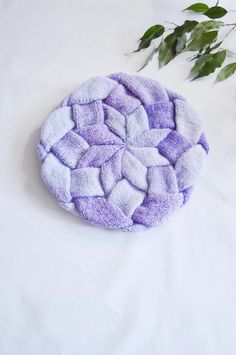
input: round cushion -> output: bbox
[37,73,209,231]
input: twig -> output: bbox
[164,21,178,27]
[224,24,236,38]
[223,23,236,26]
[165,28,175,32]
[226,49,236,56]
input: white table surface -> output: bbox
[1,0,236,354]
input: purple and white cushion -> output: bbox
[37,73,209,231]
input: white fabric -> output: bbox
[1,1,236,354]
[108,178,145,217]
[128,146,169,166]
[71,167,104,197]
[74,100,104,127]
[41,153,71,203]
[103,104,126,140]
[148,166,178,195]
[126,105,149,143]
[59,201,79,216]
[100,148,123,195]
[70,77,118,104]
[175,99,202,144]
[41,107,74,151]
[134,128,171,147]
[122,150,148,191]
[52,131,89,168]
[175,145,206,190]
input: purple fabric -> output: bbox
[132,194,183,227]
[147,166,178,195]
[146,102,175,129]
[109,73,169,105]
[77,145,121,168]
[74,197,133,229]
[72,101,104,129]
[38,73,208,231]
[100,148,123,195]
[51,131,89,168]
[158,131,192,164]
[198,133,209,154]
[76,124,123,146]
[182,186,194,204]
[104,84,141,115]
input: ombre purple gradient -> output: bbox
[38,73,208,231]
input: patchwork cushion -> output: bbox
[38,73,208,231]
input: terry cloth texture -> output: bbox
[37,73,209,231]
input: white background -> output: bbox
[1,0,236,354]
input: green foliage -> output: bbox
[134,1,236,82]
[176,34,188,53]
[185,3,227,18]
[158,34,178,67]
[190,20,223,39]
[216,62,236,81]
[158,21,199,67]
[185,30,218,51]
[184,3,209,13]
[191,50,226,79]
[137,46,159,72]
[174,20,198,36]
[135,25,165,52]
[204,6,227,19]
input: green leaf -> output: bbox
[200,20,224,29]
[204,6,227,19]
[185,30,218,51]
[184,3,209,13]
[190,20,223,38]
[176,34,187,53]
[137,46,159,71]
[213,50,226,66]
[158,31,188,67]
[174,20,198,37]
[194,62,216,79]
[204,40,223,54]
[158,33,178,67]
[135,24,165,51]
[191,50,226,79]
[216,62,236,81]
[191,54,212,75]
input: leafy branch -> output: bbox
[134,2,236,81]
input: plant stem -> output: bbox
[165,28,175,32]
[224,24,236,38]
[223,23,236,26]
[164,21,178,27]
[226,49,236,56]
